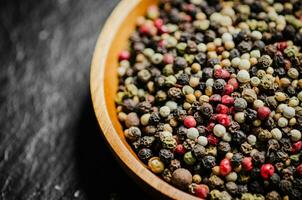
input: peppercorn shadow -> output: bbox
[74,95,153,200]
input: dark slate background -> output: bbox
[0,0,152,199]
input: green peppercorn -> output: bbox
[183,151,196,165]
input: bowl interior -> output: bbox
[91,0,199,199]
[103,0,157,160]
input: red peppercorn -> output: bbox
[296,164,302,176]
[184,116,196,128]
[216,104,229,114]
[206,122,215,132]
[139,24,151,35]
[260,164,275,180]
[158,40,165,48]
[227,78,239,90]
[118,50,131,61]
[292,141,302,154]
[223,84,234,95]
[257,106,271,120]
[242,157,253,171]
[277,42,287,51]
[154,18,164,29]
[207,134,219,145]
[216,114,231,127]
[175,144,186,155]
[209,94,222,103]
[228,106,235,115]
[158,25,168,34]
[163,54,174,64]
[214,69,230,80]
[221,95,234,105]
[194,184,209,199]
[220,158,232,176]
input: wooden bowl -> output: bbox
[90,0,199,199]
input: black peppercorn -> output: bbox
[149,112,161,125]
[231,153,243,167]
[201,155,216,170]
[136,101,152,114]
[251,150,265,164]
[177,73,189,85]
[228,121,240,133]
[192,144,206,161]
[245,108,257,121]
[235,30,250,43]
[169,159,181,172]
[289,189,302,200]
[207,58,220,68]
[249,181,265,194]
[232,130,247,145]
[194,33,204,43]
[229,49,240,60]
[218,141,231,155]
[225,182,238,195]
[141,136,155,148]
[253,40,265,50]
[174,57,188,71]
[122,99,137,112]
[159,149,174,164]
[279,179,292,193]
[168,87,182,100]
[213,79,226,94]
[251,167,261,179]
[204,30,216,43]
[138,148,153,162]
[283,25,296,40]
[177,126,187,141]
[195,52,207,66]
[237,184,248,194]
[202,67,213,80]
[200,103,213,117]
[237,41,252,53]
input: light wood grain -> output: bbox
[90,0,200,199]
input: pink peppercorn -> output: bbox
[154,18,164,28]
[221,95,234,105]
[228,106,235,115]
[207,134,219,145]
[209,94,222,103]
[296,164,302,176]
[223,84,234,95]
[292,141,302,154]
[260,164,275,180]
[194,184,209,199]
[175,144,186,155]
[139,24,151,35]
[163,54,174,64]
[228,78,239,90]
[216,104,229,114]
[184,116,196,128]
[216,114,231,127]
[118,50,131,61]
[242,157,253,171]
[214,69,230,80]
[277,42,287,51]
[257,106,271,120]
[206,122,215,132]
[220,158,232,176]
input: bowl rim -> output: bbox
[90,0,200,199]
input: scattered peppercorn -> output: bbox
[116,1,302,198]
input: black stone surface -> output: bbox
[0,0,152,199]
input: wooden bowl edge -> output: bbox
[90,1,200,199]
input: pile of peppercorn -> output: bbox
[115,0,302,199]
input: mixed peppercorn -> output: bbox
[115,0,302,199]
